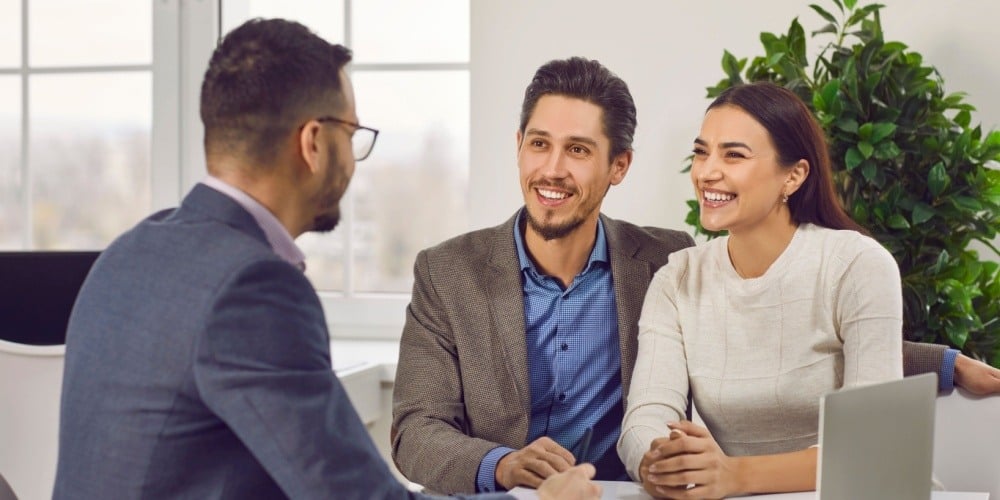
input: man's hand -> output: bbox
[954,354,1000,395]
[537,463,602,500]
[495,436,575,490]
[639,421,742,499]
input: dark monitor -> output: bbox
[0,251,101,345]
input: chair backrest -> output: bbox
[933,387,1000,498]
[0,340,65,500]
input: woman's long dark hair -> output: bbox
[708,82,868,234]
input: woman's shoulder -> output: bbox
[652,236,727,284]
[801,224,898,274]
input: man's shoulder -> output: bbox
[420,217,514,262]
[603,216,695,253]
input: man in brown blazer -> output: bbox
[391,56,999,496]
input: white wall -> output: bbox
[470,1,1000,240]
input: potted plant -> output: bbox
[684,0,1000,367]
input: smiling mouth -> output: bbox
[702,190,736,207]
[537,188,570,200]
[703,191,735,202]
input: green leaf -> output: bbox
[844,0,858,10]
[873,141,901,160]
[821,79,840,110]
[861,162,877,181]
[812,23,839,36]
[809,4,839,25]
[845,148,864,170]
[870,122,897,143]
[858,122,873,141]
[767,52,786,67]
[928,162,949,197]
[831,0,845,13]
[985,130,1000,149]
[788,18,807,64]
[945,323,969,348]
[858,141,874,159]
[722,50,741,79]
[955,109,972,128]
[836,118,859,133]
[953,196,984,212]
[887,213,911,229]
[911,203,935,225]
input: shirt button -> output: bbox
[561,343,568,351]
[558,393,566,402]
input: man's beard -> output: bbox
[526,208,586,241]
[311,211,340,233]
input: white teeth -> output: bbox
[538,188,568,200]
[704,191,735,202]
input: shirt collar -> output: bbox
[512,208,609,275]
[200,176,307,271]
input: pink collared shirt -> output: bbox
[200,176,307,271]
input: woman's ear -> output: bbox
[785,159,810,196]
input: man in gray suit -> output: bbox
[391,56,998,495]
[54,19,599,500]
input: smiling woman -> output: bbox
[619,82,905,498]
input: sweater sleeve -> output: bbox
[835,244,904,387]
[617,256,690,480]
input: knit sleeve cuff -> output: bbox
[939,348,959,391]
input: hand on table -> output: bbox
[496,436,576,490]
[639,421,741,499]
[537,463,602,500]
[955,354,1000,396]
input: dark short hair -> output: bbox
[519,57,637,162]
[708,82,867,234]
[200,18,353,164]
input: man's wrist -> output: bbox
[476,446,515,492]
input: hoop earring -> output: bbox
[782,193,789,203]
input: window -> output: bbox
[1,1,154,250]
[222,0,471,336]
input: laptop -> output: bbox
[817,373,937,500]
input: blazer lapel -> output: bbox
[603,215,654,400]
[484,213,532,439]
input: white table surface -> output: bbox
[509,481,989,500]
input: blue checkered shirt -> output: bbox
[476,211,627,492]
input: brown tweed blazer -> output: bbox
[390,212,694,494]
[390,211,946,495]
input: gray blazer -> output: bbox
[55,185,474,500]
[391,212,695,494]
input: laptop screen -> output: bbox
[817,373,937,500]
[0,251,101,345]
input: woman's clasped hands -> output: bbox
[638,421,745,499]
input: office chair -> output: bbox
[0,340,65,500]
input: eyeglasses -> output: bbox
[316,116,379,161]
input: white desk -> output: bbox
[510,481,990,499]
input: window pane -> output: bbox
[0,77,23,249]
[221,0,345,45]
[0,1,19,68]
[349,70,469,293]
[352,0,469,63]
[29,0,151,67]
[30,72,151,249]
[299,231,346,292]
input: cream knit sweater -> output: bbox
[618,224,903,479]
